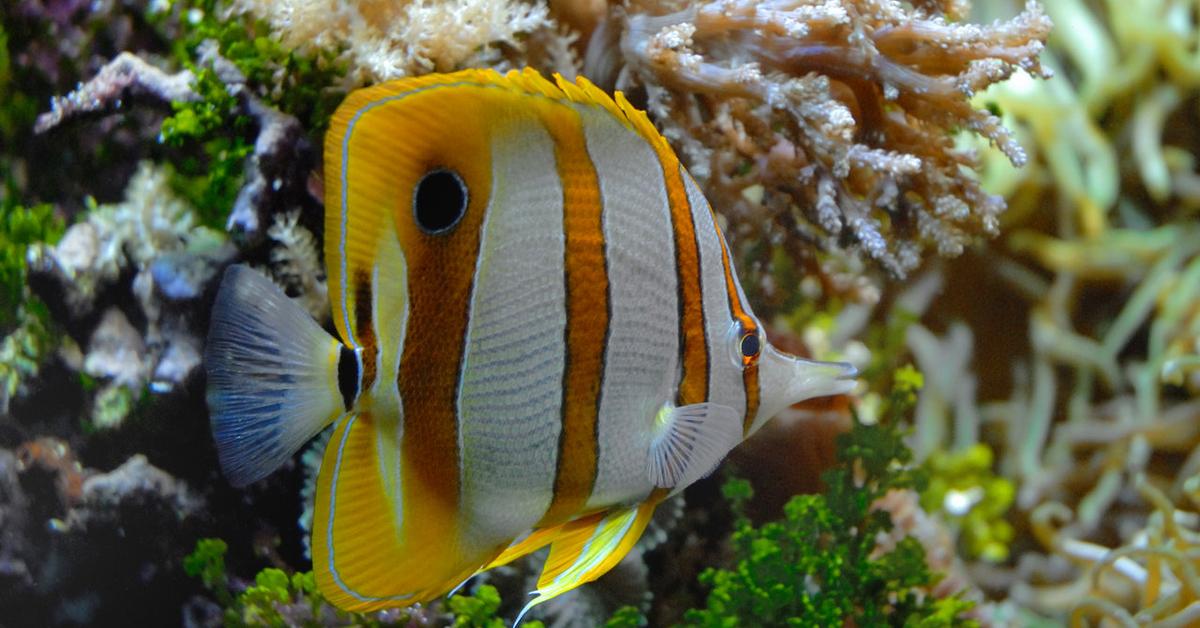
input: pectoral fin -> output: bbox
[647,402,742,490]
[515,499,660,624]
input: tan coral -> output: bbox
[231,0,555,82]
[594,0,1051,278]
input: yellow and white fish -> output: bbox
[204,68,856,617]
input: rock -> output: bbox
[54,222,99,278]
[0,449,31,591]
[65,454,202,531]
[151,333,202,392]
[83,308,147,389]
[149,236,236,303]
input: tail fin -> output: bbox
[205,265,346,487]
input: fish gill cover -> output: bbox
[2,0,1193,626]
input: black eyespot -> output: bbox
[337,346,359,411]
[740,332,761,359]
[413,169,467,234]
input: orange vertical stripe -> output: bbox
[539,105,607,526]
[381,89,496,553]
[696,175,762,435]
[663,165,709,407]
[397,211,485,510]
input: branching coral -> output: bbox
[226,0,1049,281]
[593,0,1051,278]
[230,0,556,82]
[262,210,328,320]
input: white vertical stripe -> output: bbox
[456,121,566,543]
[580,107,679,509]
[684,170,746,422]
[369,235,407,529]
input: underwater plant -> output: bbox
[0,200,62,413]
[683,368,982,626]
[184,537,553,627]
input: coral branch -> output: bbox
[33,52,199,134]
[611,0,1051,278]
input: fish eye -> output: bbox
[739,332,761,361]
[413,168,468,234]
[726,321,762,369]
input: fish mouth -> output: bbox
[787,355,858,399]
[761,344,859,408]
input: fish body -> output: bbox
[204,68,855,616]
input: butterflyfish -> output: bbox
[204,68,857,618]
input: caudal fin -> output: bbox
[205,265,347,487]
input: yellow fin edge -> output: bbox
[514,498,661,623]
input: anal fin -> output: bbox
[515,499,661,624]
[647,402,742,490]
[482,524,564,571]
[313,413,494,611]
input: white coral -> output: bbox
[87,162,197,279]
[266,210,329,320]
[232,0,552,82]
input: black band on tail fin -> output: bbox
[338,346,360,410]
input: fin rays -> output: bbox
[205,265,344,487]
[314,412,495,611]
[515,500,660,623]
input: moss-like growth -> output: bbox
[447,584,546,628]
[0,200,64,407]
[605,606,648,627]
[184,538,550,627]
[1,200,63,326]
[158,67,252,230]
[185,538,233,605]
[683,371,976,627]
[0,22,38,156]
[186,537,382,626]
[158,0,346,228]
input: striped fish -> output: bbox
[204,68,856,617]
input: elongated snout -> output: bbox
[750,343,858,436]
